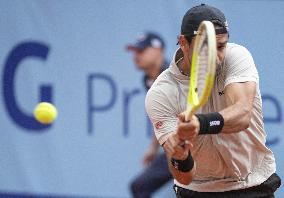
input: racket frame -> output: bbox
[185,21,217,121]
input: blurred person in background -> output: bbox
[126,32,172,198]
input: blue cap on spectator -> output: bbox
[127,32,165,51]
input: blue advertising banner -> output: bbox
[0,1,283,197]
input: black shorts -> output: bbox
[174,173,281,198]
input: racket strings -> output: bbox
[196,32,209,99]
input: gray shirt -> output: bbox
[145,43,276,192]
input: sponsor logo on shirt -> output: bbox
[155,121,163,129]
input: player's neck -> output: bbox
[177,57,191,77]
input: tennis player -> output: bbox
[145,4,281,198]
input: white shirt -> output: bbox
[145,43,276,192]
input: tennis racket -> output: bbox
[185,21,217,121]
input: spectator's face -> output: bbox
[133,47,162,70]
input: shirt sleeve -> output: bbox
[224,45,259,87]
[145,88,178,145]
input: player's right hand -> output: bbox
[162,133,192,160]
[177,113,200,141]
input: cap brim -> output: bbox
[126,44,145,51]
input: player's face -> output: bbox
[178,35,195,72]
[216,33,229,66]
[180,33,229,66]
[133,47,162,70]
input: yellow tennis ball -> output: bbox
[34,102,58,124]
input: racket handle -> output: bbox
[185,110,193,122]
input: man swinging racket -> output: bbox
[145,4,281,198]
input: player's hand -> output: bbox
[176,113,200,141]
[142,146,159,166]
[163,133,192,160]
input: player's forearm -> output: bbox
[219,101,252,134]
[218,82,255,134]
[162,134,195,185]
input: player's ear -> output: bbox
[179,35,190,52]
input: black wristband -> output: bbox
[195,112,224,135]
[171,152,194,172]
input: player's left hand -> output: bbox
[176,113,200,141]
[163,133,192,160]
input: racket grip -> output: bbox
[185,110,193,122]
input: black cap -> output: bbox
[181,4,228,36]
[127,32,165,51]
